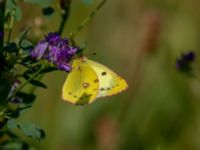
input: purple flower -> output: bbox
[45,32,61,45]
[31,41,48,59]
[31,32,77,72]
[176,51,195,74]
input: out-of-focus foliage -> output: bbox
[11,0,200,150]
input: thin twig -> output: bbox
[58,0,71,35]
[70,0,106,39]
[0,0,5,54]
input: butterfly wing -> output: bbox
[62,58,99,105]
[86,59,128,98]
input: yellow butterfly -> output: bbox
[62,57,128,105]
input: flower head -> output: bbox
[31,32,77,72]
[176,51,195,74]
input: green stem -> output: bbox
[7,0,17,44]
[18,105,32,111]
[0,0,6,54]
[58,0,71,35]
[70,0,106,39]
[58,15,69,35]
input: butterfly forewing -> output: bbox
[87,59,128,98]
[62,59,99,105]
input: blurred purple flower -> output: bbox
[31,32,77,72]
[176,51,195,74]
[8,80,21,98]
[31,41,48,59]
[10,97,23,104]
[0,31,3,39]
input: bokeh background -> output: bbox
[14,0,200,149]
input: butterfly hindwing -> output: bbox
[86,59,128,98]
[62,58,99,105]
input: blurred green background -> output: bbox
[14,0,200,149]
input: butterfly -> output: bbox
[62,57,128,105]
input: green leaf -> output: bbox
[21,56,35,66]
[1,142,22,150]
[18,26,32,48]
[19,27,31,41]
[23,74,47,89]
[29,80,47,89]
[28,79,47,89]
[23,64,42,74]
[6,119,18,130]
[20,39,33,51]
[1,140,35,150]
[16,92,36,104]
[40,67,57,73]
[4,42,19,53]
[24,0,54,7]
[18,123,46,140]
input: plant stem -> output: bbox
[7,0,17,44]
[58,0,71,35]
[70,0,106,39]
[0,0,5,54]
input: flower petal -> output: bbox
[31,41,48,59]
[58,63,72,72]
